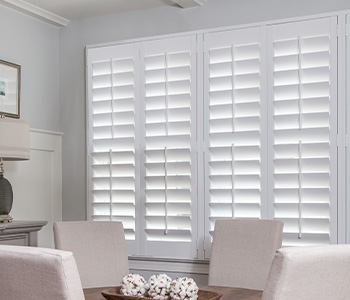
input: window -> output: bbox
[140,36,198,258]
[267,18,338,246]
[87,44,139,254]
[87,37,198,259]
[203,26,265,258]
[87,15,342,259]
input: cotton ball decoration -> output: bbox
[170,277,198,300]
[121,273,148,296]
[147,273,172,300]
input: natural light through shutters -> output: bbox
[89,45,137,242]
[144,50,192,241]
[86,16,340,259]
[204,28,263,247]
[141,36,197,258]
[270,18,337,246]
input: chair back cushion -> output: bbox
[54,221,129,288]
[0,245,84,300]
[262,245,350,300]
[208,219,283,290]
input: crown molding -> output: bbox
[172,0,206,8]
[0,0,69,27]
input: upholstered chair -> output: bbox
[0,245,84,300]
[208,219,284,290]
[54,221,129,288]
[262,245,350,300]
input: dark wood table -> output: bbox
[83,285,263,300]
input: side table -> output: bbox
[0,220,47,246]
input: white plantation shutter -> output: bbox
[140,36,197,258]
[87,44,140,254]
[86,14,346,259]
[203,27,265,257]
[268,17,338,246]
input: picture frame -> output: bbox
[0,59,21,118]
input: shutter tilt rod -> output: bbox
[164,147,169,235]
[231,143,235,219]
[230,45,235,219]
[110,58,115,139]
[297,37,302,239]
[297,36,302,131]
[298,141,302,239]
[164,52,169,235]
[231,44,235,133]
[109,149,113,222]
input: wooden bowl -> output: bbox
[102,286,223,300]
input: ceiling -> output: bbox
[21,0,175,20]
[0,0,206,27]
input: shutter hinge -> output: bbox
[196,239,206,251]
[336,135,348,148]
[337,25,342,37]
[196,142,201,153]
[203,239,207,258]
[337,24,350,37]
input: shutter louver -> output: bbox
[269,18,337,246]
[204,28,263,257]
[87,44,139,253]
[140,36,197,258]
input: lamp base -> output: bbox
[0,173,13,220]
[0,214,13,222]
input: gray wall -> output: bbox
[59,0,350,220]
[0,4,60,131]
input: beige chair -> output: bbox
[54,221,129,288]
[0,245,84,300]
[208,219,283,290]
[262,245,350,300]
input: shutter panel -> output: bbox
[268,17,337,246]
[140,36,197,258]
[204,27,264,258]
[87,44,139,254]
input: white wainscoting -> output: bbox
[4,128,62,248]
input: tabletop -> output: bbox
[83,285,263,300]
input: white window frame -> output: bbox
[86,10,350,263]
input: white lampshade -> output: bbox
[0,118,30,161]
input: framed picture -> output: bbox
[0,60,21,118]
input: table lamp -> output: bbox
[0,116,30,222]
